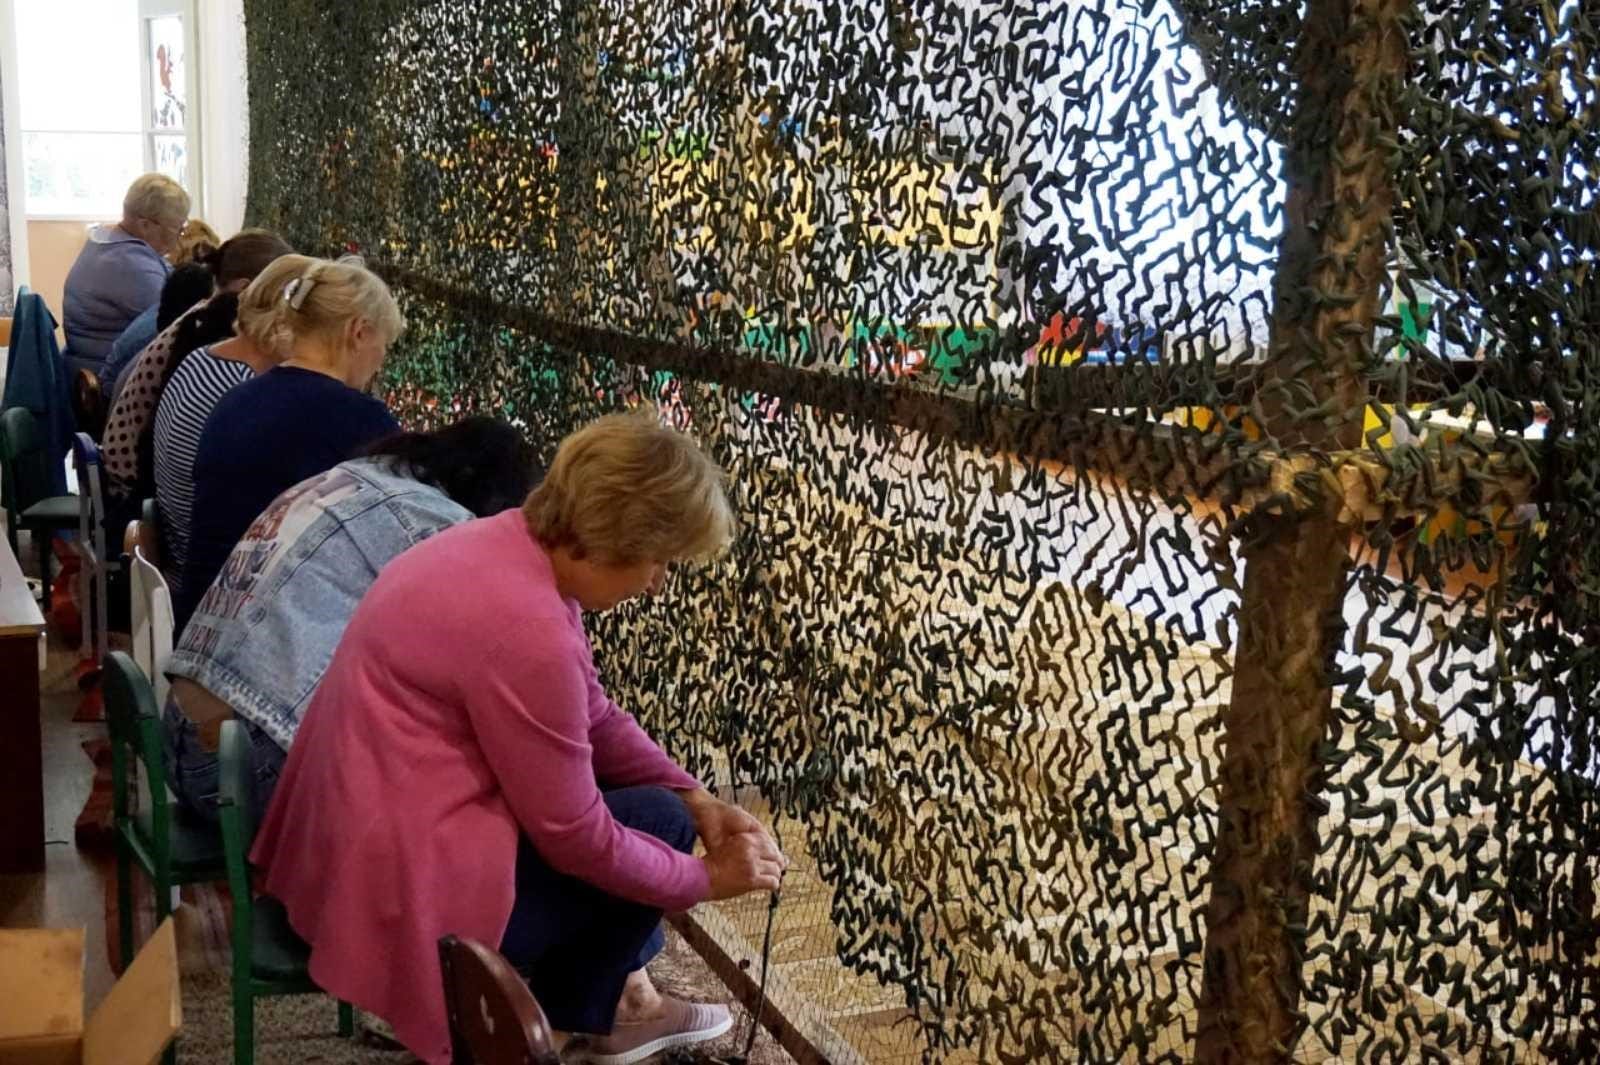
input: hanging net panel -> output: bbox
[244,0,1598,1060]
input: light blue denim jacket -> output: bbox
[166,456,472,749]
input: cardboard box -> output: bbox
[0,918,180,1065]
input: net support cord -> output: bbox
[365,260,1536,529]
[1195,0,1410,1060]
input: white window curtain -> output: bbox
[0,0,27,309]
[0,69,14,314]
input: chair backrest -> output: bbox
[217,718,257,851]
[101,651,172,851]
[72,432,105,528]
[72,368,106,439]
[438,936,562,1065]
[0,406,55,515]
[216,720,260,940]
[142,496,165,570]
[123,509,165,564]
[130,546,175,705]
[72,432,110,662]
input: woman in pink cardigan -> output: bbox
[253,409,786,1065]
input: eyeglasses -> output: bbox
[141,216,186,239]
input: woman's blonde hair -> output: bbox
[169,219,221,266]
[524,407,734,563]
[234,284,279,354]
[237,253,404,358]
[122,173,189,228]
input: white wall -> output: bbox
[197,0,248,235]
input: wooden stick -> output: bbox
[668,910,834,1065]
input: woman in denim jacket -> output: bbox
[162,416,538,821]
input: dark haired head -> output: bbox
[210,229,294,290]
[363,417,540,518]
[156,262,216,332]
[159,291,242,394]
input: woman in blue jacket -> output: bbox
[61,173,190,376]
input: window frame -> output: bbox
[13,0,202,221]
[138,0,202,204]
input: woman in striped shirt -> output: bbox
[101,229,293,503]
[151,287,281,592]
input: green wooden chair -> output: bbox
[0,406,78,598]
[103,650,228,1065]
[104,651,227,962]
[217,719,354,1065]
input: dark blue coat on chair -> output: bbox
[3,287,72,496]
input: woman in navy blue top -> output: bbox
[176,254,404,632]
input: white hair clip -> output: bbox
[283,275,317,309]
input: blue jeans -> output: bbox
[498,786,695,1034]
[162,695,287,824]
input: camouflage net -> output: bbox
[244,0,1597,1061]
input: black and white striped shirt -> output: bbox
[152,347,255,591]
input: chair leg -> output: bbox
[77,547,91,658]
[92,547,109,663]
[155,869,173,923]
[233,982,255,1065]
[37,531,53,602]
[115,848,134,972]
[337,1000,354,1038]
[231,894,255,1065]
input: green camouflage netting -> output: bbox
[244,1,1597,1060]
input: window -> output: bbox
[15,0,199,218]
[142,1,195,193]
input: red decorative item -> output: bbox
[48,538,82,649]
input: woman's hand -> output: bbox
[680,789,788,899]
[681,789,769,851]
[703,831,787,900]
